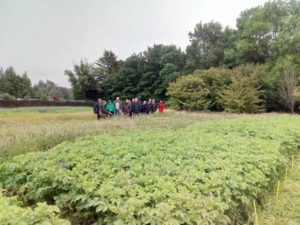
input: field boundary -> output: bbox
[0,100,93,108]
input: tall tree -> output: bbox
[108,53,145,99]
[233,0,300,65]
[65,60,97,100]
[185,21,231,72]
[139,44,185,99]
[0,67,32,98]
[94,50,121,98]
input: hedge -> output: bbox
[0,100,94,108]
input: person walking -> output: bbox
[151,99,157,113]
[123,99,132,117]
[114,97,122,116]
[158,100,165,113]
[106,100,115,116]
[93,98,102,120]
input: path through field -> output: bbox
[259,154,300,225]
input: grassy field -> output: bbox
[258,155,300,225]
[0,107,299,224]
[0,106,239,160]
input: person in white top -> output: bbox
[114,96,122,116]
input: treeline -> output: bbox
[0,67,72,100]
[65,0,300,112]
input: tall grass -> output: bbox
[0,107,239,160]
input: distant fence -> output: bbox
[0,100,94,108]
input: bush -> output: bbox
[167,65,268,112]
[219,76,265,113]
[0,93,16,100]
[167,68,232,110]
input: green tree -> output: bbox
[0,67,32,98]
[139,44,185,99]
[32,80,72,100]
[104,44,185,100]
[167,68,232,111]
[219,76,264,113]
[233,0,300,65]
[167,65,267,113]
[233,64,278,111]
[65,60,97,100]
[185,21,234,72]
[167,74,210,110]
[108,53,145,99]
[94,50,121,97]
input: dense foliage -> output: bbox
[0,67,31,98]
[0,67,72,100]
[0,191,70,225]
[1,116,299,224]
[167,65,268,112]
[32,80,73,100]
[64,0,300,113]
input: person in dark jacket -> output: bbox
[131,98,138,116]
[151,99,157,113]
[101,100,112,118]
[146,99,153,114]
[141,100,147,114]
[93,98,102,120]
[123,99,132,117]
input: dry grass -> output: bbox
[0,107,240,160]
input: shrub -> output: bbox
[0,93,16,100]
[219,76,265,113]
[167,65,269,112]
[167,68,232,110]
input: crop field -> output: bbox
[0,107,299,225]
[0,107,238,160]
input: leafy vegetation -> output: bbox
[1,115,299,224]
[167,65,269,112]
[0,67,31,98]
[0,67,72,100]
[0,190,70,225]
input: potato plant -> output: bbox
[0,191,70,225]
[0,116,299,224]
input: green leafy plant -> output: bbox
[0,191,70,225]
[1,116,299,224]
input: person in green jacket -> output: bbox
[105,100,115,116]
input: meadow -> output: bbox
[0,107,299,225]
[0,107,238,160]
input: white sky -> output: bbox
[0,0,269,87]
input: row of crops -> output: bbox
[1,115,299,224]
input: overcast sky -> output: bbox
[0,0,269,87]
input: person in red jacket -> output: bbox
[158,100,165,113]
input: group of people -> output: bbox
[93,97,165,119]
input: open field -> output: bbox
[0,107,240,160]
[0,107,299,224]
